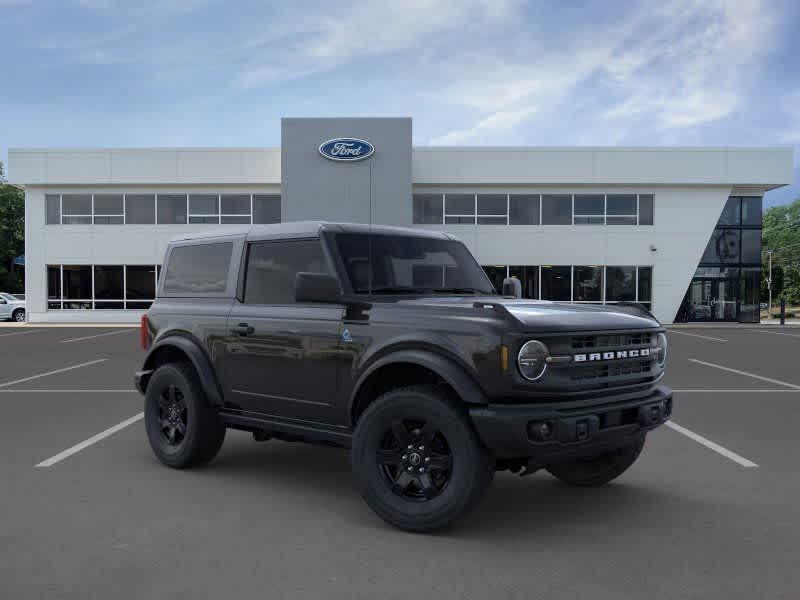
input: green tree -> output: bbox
[0,161,25,293]
[762,197,800,305]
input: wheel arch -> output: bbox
[141,333,223,406]
[349,349,487,425]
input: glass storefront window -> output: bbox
[637,267,652,304]
[509,195,540,225]
[573,266,602,301]
[741,197,762,226]
[739,268,760,323]
[444,194,475,224]
[541,195,572,225]
[740,229,762,263]
[541,266,571,301]
[482,266,507,293]
[606,266,636,301]
[509,266,539,299]
[717,197,741,225]
[702,229,741,263]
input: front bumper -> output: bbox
[469,385,672,460]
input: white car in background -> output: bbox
[0,293,26,322]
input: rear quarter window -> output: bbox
[163,242,233,295]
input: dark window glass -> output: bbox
[573,266,602,301]
[189,194,218,216]
[94,194,123,214]
[741,197,762,226]
[62,194,91,215]
[221,216,251,224]
[573,195,604,224]
[637,267,652,302]
[125,194,155,224]
[413,194,443,224]
[253,194,281,224]
[94,266,123,299]
[189,216,220,224]
[47,266,61,299]
[541,266,571,301]
[477,194,507,215]
[62,194,92,224]
[482,266,507,293]
[221,194,250,216]
[509,265,539,299]
[702,229,740,263]
[541,195,571,225]
[335,233,494,295]
[245,240,328,305]
[48,302,62,310]
[62,265,92,299]
[126,301,153,310]
[163,242,232,295]
[717,197,740,226]
[95,302,124,310]
[739,267,760,323]
[607,216,637,225]
[444,194,475,224]
[740,229,761,263]
[46,194,60,224]
[638,194,654,225]
[126,265,157,299]
[607,195,637,215]
[509,194,540,225]
[605,266,636,301]
[157,194,187,224]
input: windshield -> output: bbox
[334,233,496,295]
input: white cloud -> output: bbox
[428,0,779,144]
[429,107,536,145]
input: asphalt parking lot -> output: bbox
[1,325,799,599]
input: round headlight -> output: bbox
[655,332,668,366]
[517,340,550,381]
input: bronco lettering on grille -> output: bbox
[573,348,650,362]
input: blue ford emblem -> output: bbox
[318,138,375,162]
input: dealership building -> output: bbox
[8,117,794,324]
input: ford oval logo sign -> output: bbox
[318,138,375,162]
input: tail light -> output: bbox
[140,314,151,350]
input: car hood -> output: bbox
[395,296,660,332]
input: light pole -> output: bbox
[767,250,773,319]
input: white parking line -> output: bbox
[35,412,143,468]
[747,329,800,339]
[60,329,135,343]
[667,330,728,342]
[0,329,45,338]
[0,389,137,393]
[689,358,800,390]
[665,421,758,468]
[0,359,107,389]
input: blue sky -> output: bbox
[1,0,798,206]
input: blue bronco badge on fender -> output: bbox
[318,138,375,162]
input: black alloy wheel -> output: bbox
[352,384,494,532]
[377,418,453,501]
[144,362,226,469]
[158,384,188,446]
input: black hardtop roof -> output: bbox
[169,222,455,244]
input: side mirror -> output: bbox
[295,272,342,304]
[501,277,522,298]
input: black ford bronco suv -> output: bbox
[136,222,671,532]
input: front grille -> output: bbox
[570,360,652,381]
[571,332,652,349]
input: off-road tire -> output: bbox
[144,362,225,469]
[546,434,646,487]
[351,384,494,533]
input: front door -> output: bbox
[219,238,345,424]
[685,278,737,321]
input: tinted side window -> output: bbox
[244,240,328,305]
[163,242,233,295]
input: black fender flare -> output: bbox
[141,334,223,406]
[348,349,488,421]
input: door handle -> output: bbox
[231,323,255,336]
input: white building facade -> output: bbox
[8,117,793,324]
